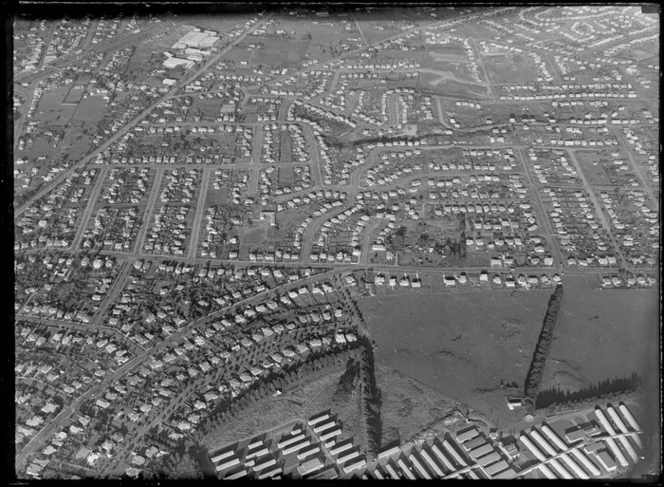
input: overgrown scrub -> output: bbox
[195,345,361,441]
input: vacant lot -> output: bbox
[204,188,229,207]
[360,289,550,424]
[574,150,614,186]
[541,274,659,394]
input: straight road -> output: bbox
[188,167,213,259]
[351,16,369,47]
[470,39,496,100]
[564,148,628,269]
[134,167,164,254]
[610,127,657,204]
[69,167,108,251]
[251,124,263,165]
[88,259,135,325]
[515,147,565,268]
[16,314,121,336]
[13,83,38,153]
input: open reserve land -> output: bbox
[359,288,551,425]
[542,274,660,393]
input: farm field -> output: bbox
[359,289,551,424]
[541,274,659,394]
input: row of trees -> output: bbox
[535,373,642,410]
[357,336,382,455]
[537,389,642,417]
[191,346,361,442]
[523,284,564,412]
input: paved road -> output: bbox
[15,264,338,470]
[188,167,213,259]
[13,83,38,153]
[351,15,369,47]
[470,38,496,101]
[515,147,565,268]
[68,167,109,251]
[17,314,123,337]
[134,167,165,254]
[88,259,135,326]
[610,127,657,204]
[564,148,628,270]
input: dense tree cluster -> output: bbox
[332,357,361,408]
[536,373,641,411]
[523,284,564,412]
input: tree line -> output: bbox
[523,284,564,413]
[191,345,362,443]
[535,373,642,410]
[357,335,382,455]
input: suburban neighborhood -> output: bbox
[13,5,659,480]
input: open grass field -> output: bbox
[359,289,551,425]
[64,87,85,105]
[60,134,93,162]
[417,75,488,97]
[204,188,229,207]
[242,222,269,245]
[35,89,76,125]
[376,363,459,446]
[251,37,308,68]
[541,274,659,394]
[574,150,614,186]
[201,367,363,451]
[176,16,247,34]
[72,95,107,122]
[277,166,295,186]
[482,52,539,84]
